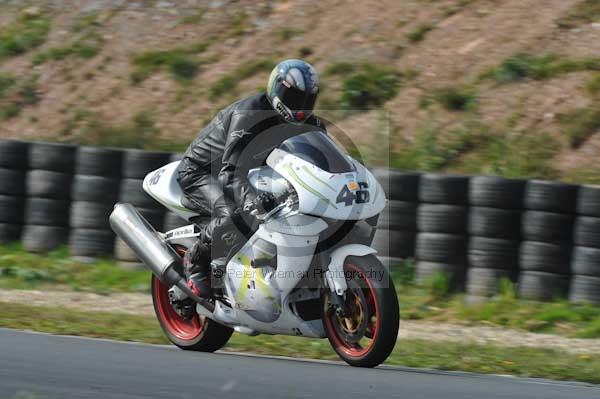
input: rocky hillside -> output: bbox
[1,0,600,182]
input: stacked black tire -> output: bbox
[465,176,525,301]
[415,174,469,288]
[370,169,420,263]
[115,150,170,268]
[69,147,123,261]
[23,143,76,252]
[570,185,600,305]
[0,140,28,244]
[518,180,577,301]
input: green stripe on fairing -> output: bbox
[301,165,336,191]
[283,163,338,209]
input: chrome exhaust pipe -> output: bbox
[109,203,214,312]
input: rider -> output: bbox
[177,59,326,298]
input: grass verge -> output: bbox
[0,301,598,384]
[0,244,149,293]
[2,246,600,339]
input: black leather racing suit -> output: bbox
[177,93,326,271]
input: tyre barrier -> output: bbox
[122,149,170,179]
[570,185,600,305]
[516,180,575,301]
[0,141,28,244]
[416,174,469,289]
[119,178,162,209]
[465,176,524,300]
[69,147,124,260]
[75,146,123,178]
[23,143,75,252]
[2,139,600,304]
[370,169,420,263]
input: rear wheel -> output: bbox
[323,255,399,367]
[151,245,233,352]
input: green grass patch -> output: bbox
[324,62,357,76]
[33,40,102,65]
[325,62,402,110]
[131,42,208,84]
[33,11,105,65]
[274,27,303,43]
[432,86,477,111]
[0,74,17,97]
[0,75,40,121]
[70,11,102,33]
[60,109,187,151]
[558,102,600,148]
[340,63,401,110]
[563,165,600,185]
[406,24,433,43]
[0,244,150,293]
[0,12,51,60]
[586,74,600,95]
[485,53,600,84]
[459,131,561,180]
[298,46,313,58]
[209,59,274,100]
[1,301,599,383]
[392,118,488,171]
[557,0,600,29]
[179,7,207,25]
[228,10,247,37]
[392,116,561,180]
[442,0,476,17]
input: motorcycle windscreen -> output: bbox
[278,131,355,174]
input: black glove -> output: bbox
[249,192,278,214]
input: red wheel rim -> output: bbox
[153,277,205,341]
[324,263,380,357]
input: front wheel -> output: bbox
[323,255,399,367]
[151,275,233,352]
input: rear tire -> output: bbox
[152,275,233,352]
[323,255,399,367]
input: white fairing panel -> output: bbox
[267,149,386,220]
[143,161,199,221]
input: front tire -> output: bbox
[323,255,399,367]
[151,275,233,352]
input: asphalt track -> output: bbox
[0,328,598,399]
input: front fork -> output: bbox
[322,243,379,317]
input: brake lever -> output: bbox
[251,201,289,222]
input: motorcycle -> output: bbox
[110,131,399,367]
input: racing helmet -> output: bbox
[267,59,319,123]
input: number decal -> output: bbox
[336,185,354,206]
[356,182,370,204]
[336,182,369,206]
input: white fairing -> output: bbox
[267,148,385,220]
[142,161,199,221]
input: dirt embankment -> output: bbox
[0,0,599,179]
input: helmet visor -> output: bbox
[279,85,317,112]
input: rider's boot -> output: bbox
[183,238,212,299]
